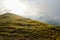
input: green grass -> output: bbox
[0,26,60,40]
[0,13,60,40]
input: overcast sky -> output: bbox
[0,0,60,25]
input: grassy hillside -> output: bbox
[0,13,60,40]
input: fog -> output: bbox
[0,0,60,25]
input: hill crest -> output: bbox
[0,13,53,27]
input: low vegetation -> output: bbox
[0,13,60,40]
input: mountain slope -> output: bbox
[0,13,60,40]
[0,13,53,27]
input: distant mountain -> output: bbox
[0,13,60,40]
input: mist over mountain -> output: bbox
[0,0,60,40]
[0,0,60,25]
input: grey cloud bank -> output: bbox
[0,0,60,25]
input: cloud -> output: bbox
[0,0,60,25]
